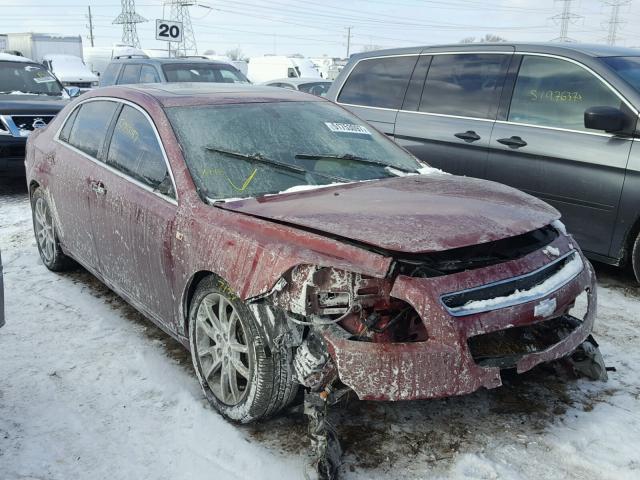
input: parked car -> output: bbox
[0,52,78,176]
[42,54,99,92]
[327,43,640,282]
[262,77,332,96]
[0,248,4,328]
[99,56,250,87]
[25,83,606,478]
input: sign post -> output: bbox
[155,19,183,57]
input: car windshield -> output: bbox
[0,61,64,96]
[298,81,332,96]
[602,56,640,93]
[166,100,424,200]
[162,63,249,83]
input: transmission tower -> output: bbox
[166,1,198,56]
[550,0,583,42]
[113,0,147,48]
[604,1,632,46]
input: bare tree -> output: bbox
[459,34,508,43]
[225,48,245,61]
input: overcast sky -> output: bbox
[3,0,640,58]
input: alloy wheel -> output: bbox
[34,197,55,264]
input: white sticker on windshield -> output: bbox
[33,75,57,83]
[325,122,371,135]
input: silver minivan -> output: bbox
[327,43,640,282]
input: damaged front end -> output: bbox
[265,224,603,402]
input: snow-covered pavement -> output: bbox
[1,177,639,480]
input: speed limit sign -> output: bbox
[155,19,183,43]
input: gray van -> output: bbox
[327,43,640,281]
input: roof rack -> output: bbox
[113,54,150,60]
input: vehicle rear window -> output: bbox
[509,56,622,131]
[419,54,510,119]
[602,56,640,93]
[337,56,418,109]
[106,105,169,191]
[118,64,141,84]
[67,101,118,158]
[162,63,249,83]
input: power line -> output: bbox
[166,1,198,56]
[550,0,583,42]
[112,0,147,48]
[604,0,632,45]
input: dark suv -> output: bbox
[99,56,250,87]
[0,53,77,175]
[327,43,640,281]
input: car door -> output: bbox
[393,52,512,178]
[486,54,634,257]
[90,102,179,326]
[52,100,120,267]
[335,54,418,137]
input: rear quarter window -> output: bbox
[338,56,418,109]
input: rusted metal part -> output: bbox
[322,236,597,401]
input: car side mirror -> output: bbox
[584,106,629,133]
[65,86,81,98]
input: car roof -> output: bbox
[92,82,326,107]
[351,42,640,61]
[263,77,332,85]
[0,52,36,63]
[109,57,234,66]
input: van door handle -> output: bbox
[497,136,528,148]
[454,130,481,142]
[90,180,107,195]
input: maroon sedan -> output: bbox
[25,84,606,477]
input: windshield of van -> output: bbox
[166,100,424,200]
[602,56,640,93]
[0,61,64,96]
[162,63,249,83]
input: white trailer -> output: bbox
[247,55,321,83]
[0,35,7,52]
[4,33,83,63]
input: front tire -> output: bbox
[632,232,640,284]
[31,188,74,272]
[188,275,297,423]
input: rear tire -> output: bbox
[31,188,74,272]
[188,275,298,423]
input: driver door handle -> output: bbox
[90,180,107,195]
[497,136,528,148]
[454,130,481,143]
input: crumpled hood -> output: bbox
[218,175,561,254]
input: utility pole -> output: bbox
[550,0,582,42]
[166,1,198,56]
[346,26,352,58]
[87,6,95,47]
[113,0,147,48]
[604,1,631,46]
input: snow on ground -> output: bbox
[1,177,639,480]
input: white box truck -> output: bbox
[4,33,83,62]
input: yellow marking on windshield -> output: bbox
[225,168,258,192]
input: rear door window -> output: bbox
[59,107,79,143]
[106,105,171,193]
[139,65,160,83]
[67,101,119,158]
[118,64,141,85]
[508,55,623,131]
[338,55,418,109]
[419,53,510,119]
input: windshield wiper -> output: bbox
[204,146,350,182]
[295,153,418,174]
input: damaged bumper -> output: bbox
[322,236,596,401]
